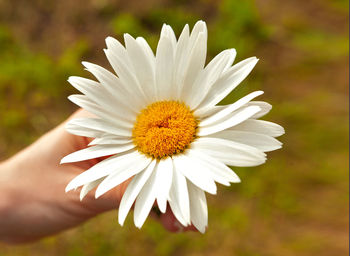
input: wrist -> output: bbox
[0,160,20,243]
[0,160,14,209]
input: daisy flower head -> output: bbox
[61,21,284,233]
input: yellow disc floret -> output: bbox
[132,101,198,159]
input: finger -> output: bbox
[80,177,132,212]
[61,108,109,169]
[158,206,198,233]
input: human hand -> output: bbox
[0,109,195,244]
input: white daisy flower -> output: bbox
[61,21,284,233]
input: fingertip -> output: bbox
[160,210,180,232]
[184,224,199,232]
[159,208,198,233]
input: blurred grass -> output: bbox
[0,0,348,255]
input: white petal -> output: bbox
[247,101,272,119]
[198,91,264,125]
[198,100,273,121]
[124,34,156,102]
[191,137,266,167]
[180,150,230,186]
[168,199,187,226]
[104,38,147,108]
[176,23,190,49]
[65,122,105,138]
[61,143,135,164]
[95,154,152,198]
[229,119,285,137]
[168,166,190,226]
[205,48,236,74]
[88,137,132,146]
[65,150,139,191]
[81,61,126,94]
[209,130,282,152]
[136,37,155,59]
[186,149,240,185]
[81,61,139,114]
[187,49,237,109]
[174,22,207,96]
[173,24,190,98]
[134,167,158,228]
[80,178,103,201]
[104,37,132,72]
[180,31,207,100]
[68,94,136,129]
[164,24,177,48]
[156,27,175,100]
[155,158,173,213]
[192,105,223,119]
[195,57,259,116]
[198,105,261,136]
[188,20,207,48]
[103,49,142,103]
[187,181,208,233]
[68,76,135,123]
[68,94,119,124]
[172,154,217,194]
[65,117,132,138]
[118,160,156,225]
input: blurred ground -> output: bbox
[0,0,348,255]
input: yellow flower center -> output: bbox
[132,101,198,159]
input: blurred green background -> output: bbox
[0,0,348,255]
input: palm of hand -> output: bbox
[0,110,190,244]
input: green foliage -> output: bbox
[286,22,349,63]
[0,26,89,154]
[0,31,88,98]
[110,7,200,51]
[111,13,148,36]
[328,0,349,12]
[110,0,269,57]
[209,0,271,57]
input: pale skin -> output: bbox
[0,109,196,244]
